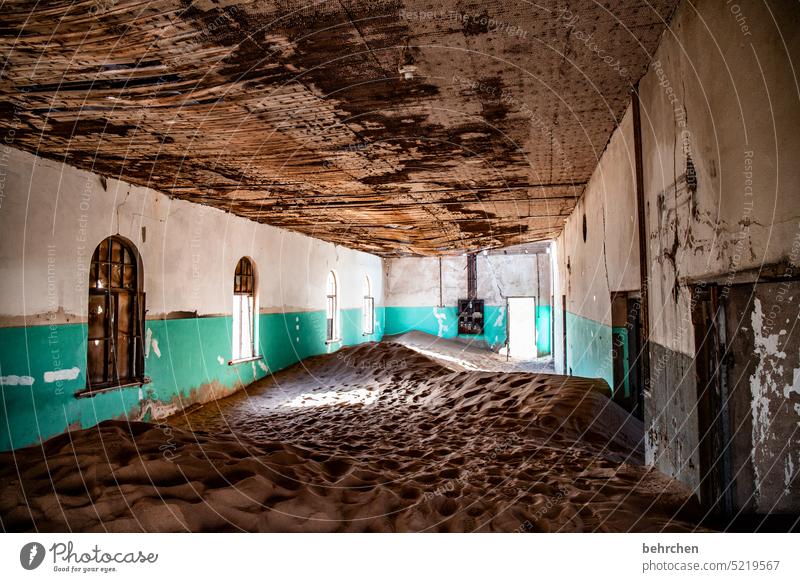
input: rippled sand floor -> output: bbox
[0,338,702,532]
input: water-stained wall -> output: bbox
[552,0,800,512]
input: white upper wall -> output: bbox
[553,106,640,327]
[0,147,384,323]
[385,253,550,307]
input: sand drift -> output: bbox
[1,340,702,532]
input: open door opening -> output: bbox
[507,297,537,359]
[611,292,644,419]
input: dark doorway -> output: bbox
[691,284,733,519]
[721,279,800,521]
[610,293,644,419]
[691,279,800,530]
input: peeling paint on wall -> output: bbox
[43,367,80,383]
[433,307,448,337]
[748,297,798,508]
[0,375,35,386]
[145,328,161,359]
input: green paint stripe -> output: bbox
[611,326,630,398]
[536,305,552,356]
[0,306,384,451]
[556,309,614,389]
[385,304,552,355]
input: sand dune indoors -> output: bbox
[0,338,702,532]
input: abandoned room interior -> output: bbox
[0,0,797,536]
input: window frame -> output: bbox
[231,257,257,363]
[80,235,146,397]
[362,275,375,336]
[325,271,340,343]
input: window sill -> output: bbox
[325,338,342,345]
[228,355,262,366]
[362,332,374,337]
[76,377,150,399]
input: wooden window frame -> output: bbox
[80,236,146,396]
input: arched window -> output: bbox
[86,236,144,391]
[232,257,256,361]
[326,271,338,342]
[362,275,374,335]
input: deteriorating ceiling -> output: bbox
[0,0,678,256]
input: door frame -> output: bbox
[505,296,538,359]
[562,294,568,373]
[691,283,734,518]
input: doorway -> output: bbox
[695,279,800,523]
[610,292,644,418]
[691,283,733,519]
[507,297,537,359]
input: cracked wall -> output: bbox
[553,0,800,510]
[640,0,800,502]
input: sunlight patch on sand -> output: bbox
[282,387,379,408]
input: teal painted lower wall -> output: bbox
[383,305,506,349]
[2,301,625,452]
[0,306,384,451]
[383,305,458,339]
[611,326,630,398]
[536,306,551,356]
[384,304,552,355]
[564,310,614,389]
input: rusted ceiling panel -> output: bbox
[0,0,677,256]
